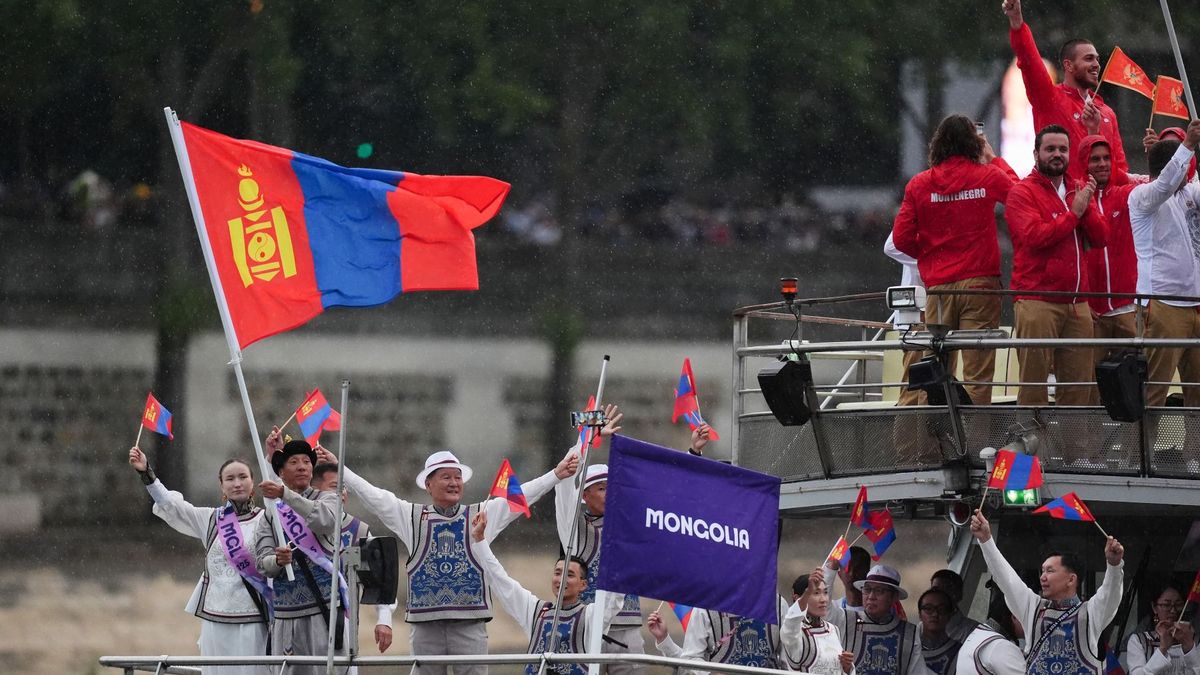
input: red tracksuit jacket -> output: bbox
[891,156,1019,288]
[1011,22,1128,186]
[1077,135,1139,315]
[1007,169,1108,303]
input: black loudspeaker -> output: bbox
[758,359,813,426]
[359,536,399,605]
[907,355,971,405]
[1096,351,1148,422]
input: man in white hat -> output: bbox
[822,562,927,675]
[969,509,1124,675]
[316,444,581,675]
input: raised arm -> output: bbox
[130,446,213,541]
[1130,127,1199,216]
[470,512,541,634]
[970,511,1043,629]
[1086,536,1125,647]
[1004,1,1058,112]
[822,562,850,637]
[484,442,580,541]
[338,465,417,550]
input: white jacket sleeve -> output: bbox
[1085,561,1125,648]
[282,486,339,537]
[341,466,416,551]
[780,600,815,670]
[979,537,1043,638]
[978,637,1028,675]
[472,538,541,635]
[146,480,214,543]
[823,564,850,639]
[1129,143,1195,216]
[654,609,711,675]
[555,468,578,551]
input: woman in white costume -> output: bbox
[781,567,855,675]
[130,446,270,675]
[1126,585,1200,675]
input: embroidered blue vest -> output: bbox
[1027,600,1099,675]
[269,489,336,619]
[406,502,490,622]
[844,609,919,675]
[525,602,588,675]
[705,611,779,668]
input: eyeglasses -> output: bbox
[1155,601,1185,609]
[861,585,895,597]
[920,605,952,615]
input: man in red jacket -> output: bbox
[1003,0,1128,186]
[892,114,1019,404]
[1081,136,1140,375]
[1007,125,1106,406]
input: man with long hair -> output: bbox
[891,113,1018,405]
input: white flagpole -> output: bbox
[326,379,350,675]
[541,356,610,675]
[1159,0,1198,118]
[162,106,295,581]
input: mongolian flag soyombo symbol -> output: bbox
[1033,492,1096,521]
[1153,76,1190,121]
[177,120,511,349]
[142,392,174,440]
[1100,47,1155,99]
[295,389,341,446]
[489,459,530,518]
[988,450,1043,491]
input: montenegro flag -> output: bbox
[1100,47,1155,99]
[1152,77,1190,121]
[176,119,510,348]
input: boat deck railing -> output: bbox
[731,289,1200,486]
[98,652,793,675]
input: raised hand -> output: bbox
[970,509,992,543]
[691,423,712,454]
[647,611,668,641]
[599,404,623,439]
[471,511,487,542]
[1002,0,1023,30]
[129,446,148,472]
[1104,535,1124,566]
[1185,118,1200,151]
[315,445,337,465]
[265,425,284,455]
[1144,128,1159,154]
[555,451,581,479]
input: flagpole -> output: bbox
[1159,0,1198,119]
[546,356,609,675]
[978,484,991,512]
[134,422,144,449]
[326,380,350,675]
[1094,520,1111,539]
[279,409,298,432]
[162,106,295,581]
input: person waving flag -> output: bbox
[672,358,720,440]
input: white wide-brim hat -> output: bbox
[416,450,473,489]
[853,563,908,600]
[582,464,609,491]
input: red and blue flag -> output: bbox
[1034,492,1095,522]
[672,358,719,440]
[828,536,852,567]
[178,121,510,349]
[489,459,530,518]
[1187,568,1200,604]
[1103,645,1125,675]
[850,486,871,529]
[141,392,174,440]
[296,389,341,446]
[988,450,1044,490]
[668,601,694,631]
[865,509,897,561]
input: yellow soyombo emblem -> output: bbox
[228,164,297,287]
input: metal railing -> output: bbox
[99,652,796,675]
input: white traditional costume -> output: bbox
[955,624,1026,675]
[342,449,572,675]
[823,564,928,675]
[1126,627,1200,675]
[654,597,790,675]
[979,538,1123,675]
[780,599,853,675]
[145,479,270,675]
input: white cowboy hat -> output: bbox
[415,451,473,489]
[853,563,909,600]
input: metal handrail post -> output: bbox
[732,315,748,466]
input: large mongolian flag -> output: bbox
[177,120,510,348]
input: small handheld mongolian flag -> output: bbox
[865,509,897,561]
[1103,645,1126,675]
[850,486,871,529]
[489,459,530,518]
[1187,568,1200,604]
[668,601,694,631]
[828,536,853,567]
[295,389,341,446]
[142,393,174,440]
[672,358,719,440]
[988,450,1043,491]
[575,395,603,454]
[1033,492,1095,522]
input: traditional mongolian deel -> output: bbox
[177,120,510,348]
[406,502,489,621]
[596,435,781,624]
